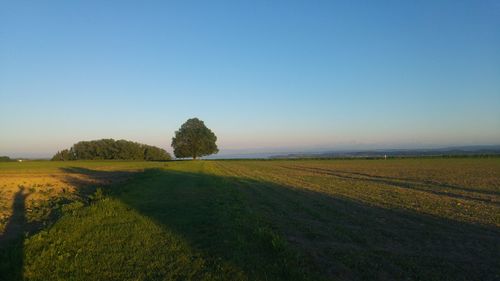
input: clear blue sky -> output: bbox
[1,0,499,157]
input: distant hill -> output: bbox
[270,145,500,159]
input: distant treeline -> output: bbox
[0,156,13,162]
[270,154,500,160]
[201,154,500,162]
[270,146,500,160]
[52,139,171,161]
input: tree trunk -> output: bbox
[193,155,197,160]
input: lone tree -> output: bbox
[171,118,218,159]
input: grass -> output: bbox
[0,161,164,236]
[0,158,499,280]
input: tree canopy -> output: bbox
[171,118,218,159]
[0,156,13,162]
[52,139,171,161]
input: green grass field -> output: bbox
[1,158,499,280]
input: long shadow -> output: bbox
[0,167,138,281]
[283,165,500,205]
[212,168,500,280]
[9,166,500,280]
[59,167,136,200]
[61,167,135,178]
[0,187,31,281]
[58,166,500,281]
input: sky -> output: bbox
[1,0,499,158]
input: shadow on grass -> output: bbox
[0,187,31,281]
[0,167,136,281]
[3,166,500,280]
[59,167,136,199]
[59,166,500,280]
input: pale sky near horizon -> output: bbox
[1,0,500,158]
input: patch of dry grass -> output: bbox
[0,161,164,239]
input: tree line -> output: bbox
[0,156,13,162]
[52,118,219,161]
[52,139,172,161]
